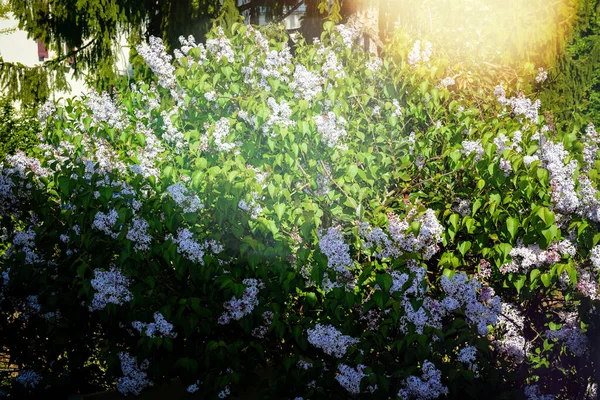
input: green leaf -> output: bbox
[274,203,286,221]
[506,217,519,240]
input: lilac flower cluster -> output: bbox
[438,77,455,88]
[306,323,359,358]
[10,227,43,264]
[136,36,176,89]
[535,67,548,83]
[116,352,153,395]
[335,364,369,394]
[126,217,152,252]
[500,240,572,274]
[132,312,177,339]
[89,267,133,311]
[577,268,599,300]
[167,183,204,213]
[496,89,541,124]
[206,27,235,63]
[218,279,263,325]
[524,385,554,400]
[161,110,186,152]
[539,141,579,214]
[168,228,223,265]
[5,150,51,178]
[441,273,501,335]
[92,209,120,239]
[263,98,295,136]
[407,40,432,66]
[360,209,444,260]
[452,199,471,217]
[290,65,323,101]
[212,117,237,152]
[238,195,263,220]
[86,90,128,130]
[545,315,588,357]
[457,345,478,373]
[317,227,354,288]
[16,370,42,388]
[582,123,598,170]
[187,380,201,394]
[461,139,485,161]
[397,360,448,400]
[252,311,274,339]
[495,303,528,363]
[314,111,348,149]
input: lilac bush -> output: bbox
[0,19,598,400]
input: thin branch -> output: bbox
[275,1,305,24]
[318,159,358,210]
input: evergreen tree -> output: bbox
[2,0,349,106]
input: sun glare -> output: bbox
[387,0,578,64]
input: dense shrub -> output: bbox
[0,19,598,399]
[0,99,39,162]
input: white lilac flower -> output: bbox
[168,228,217,265]
[578,175,600,222]
[535,67,548,83]
[116,352,153,396]
[335,24,360,48]
[577,268,599,300]
[322,51,345,79]
[397,360,448,399]
[263,97,295,137]
[251,311,274,338]
[452,199,471,217]
[238,195,263,220]
[508,95,541,124]
[297,360,313,370]
[5,150,51,178]
[218,279,263,324]
[89,267,133,311]
[457,345,478,372]
[126,217,152,252]
[335,364,369,394]
[187,380,201,393]
[206,27,235,63]
[132,312,177,338]
[161,110,186,151]
[136,36,176,89]
[290,65,323,101]
[16,370,42,389]
[217,386,231,399]
[306,323,359,358]
[318,227,354,279]
[407,40,432,66]
[545,318,588,357]
[461,140,485,161]
[11,227,43,264]
[314,111,348,149]
[92,209,120,239]
[86,90,128,130]
[167,182,204,213]
[524,385,554,400]
[441,273,501,335]
[392,99,403,118]
[523,155,539,166]
[212,117,237,152]
[495,303,528,363]
[539,141,579,214]
[582,123,599,171]
[438,77,455,88]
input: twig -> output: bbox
[319,160,357,209]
